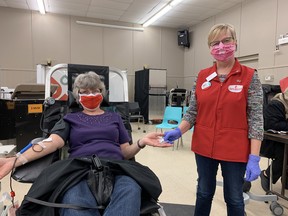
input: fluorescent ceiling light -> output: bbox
[37,0,46,14]
[170,0,183,6]
[142,0,184,27]
[76,21,144,32]
[143,5,172,27]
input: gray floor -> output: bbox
[0,122,287,216]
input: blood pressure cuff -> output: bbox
[49,118,70,142]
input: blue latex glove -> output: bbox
[245,154,261,182]
[163,127,182,144]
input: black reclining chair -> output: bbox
[261,84,281,112]
[259,84,284,215]
[260,84,281,159]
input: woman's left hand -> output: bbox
[141,132,173,148]
[245,154,261,181]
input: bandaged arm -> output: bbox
[13,133,65,168]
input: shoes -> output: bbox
[260,170,270,192]
[243,180,251,193]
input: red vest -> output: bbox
[192,59,254,162]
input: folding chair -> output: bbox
[128,102,146,133]
[155,106,183,149]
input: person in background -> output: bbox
[260,76,288,192]
[0,72,171,216]
[163,23,263,216]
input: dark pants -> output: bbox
[194,154,246,216]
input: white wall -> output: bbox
[0,7,184,101]
[1,0,288,99]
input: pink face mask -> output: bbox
[210,42,236,62]
[79,93,103,111]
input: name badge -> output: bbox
[228,85,243,93]
[206,72,217,82]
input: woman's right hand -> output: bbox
[0,157,16,180]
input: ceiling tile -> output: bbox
[49,8,87,17]
[46,0,89,11]
[48,0,91,4]
[90,0,130,10]
[0,0,246,28]
[26,0,40,10]
[86,12,121,21]
[111,0,134,3]
[3,0,29,10]
[88,6,124,16]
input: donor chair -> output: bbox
[10,64,166,216]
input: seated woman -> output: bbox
[260,76,288,192]
[0,71,172,216]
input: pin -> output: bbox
[201,81,211,90]
[201,71,216,90]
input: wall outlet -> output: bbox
[278,37,288,45]
[264,75,274,82]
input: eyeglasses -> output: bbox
[79,89,101,94]
[210,37,234,47]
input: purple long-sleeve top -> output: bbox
[63,111,130,160]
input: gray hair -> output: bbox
[72,71,106,102]
[207,23,237,47]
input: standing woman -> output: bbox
[163,23,264,216]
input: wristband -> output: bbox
[137,139,145,149]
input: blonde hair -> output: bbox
[72,71,106,102]
[207,23,237,47]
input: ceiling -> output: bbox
[0,0,246,29]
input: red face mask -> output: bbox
[79,93,103,111]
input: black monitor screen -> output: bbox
[68,64,109,105]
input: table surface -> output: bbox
[264,132,288,143]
